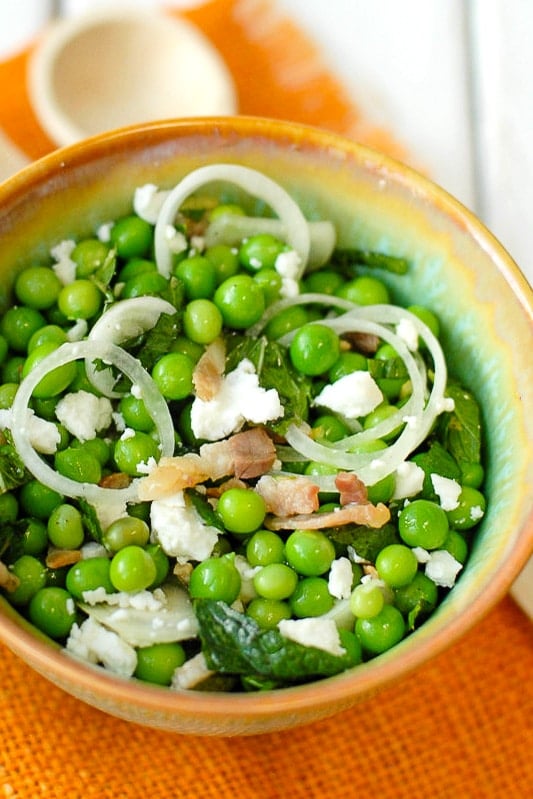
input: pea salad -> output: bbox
[0,164,485,692]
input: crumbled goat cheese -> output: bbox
[470,505,485,521]
[82,588,165,612]
[275,249,301,279]
[66,617,137,677]
[120,427,136,441]
[112,411,126,432]
[391,461,425,500]
[431,473,462,511]
[80,541,109,560]
[0,408,60,454]
[136,456,157,475]
[412,546,431,563]
[165,224,188,255]
[277,617,346,657]
[171,652,214,690]
[436,397,456,414]
[133,183,169,224]
[190,358,284,441]
[97,221,114,242]
[190,235,205,252]
[131,383,142,399]
[91,494,129,531]
[280,276,300,298]
[55,390,113,442]
[396,317,419,351]
[50,239,77,285]
[424,550,463,588]
[150,490,219,563]
[234,554,260,603]
[328,557,353,600]
[313,371,383,419]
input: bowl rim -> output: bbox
[0,116,531,725]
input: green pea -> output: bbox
[214,275,265,329]
[0,382,18,408]
[312,413,350,443]
[375,544,418,588]
[239,233,286,271]
[289,323,340,376]
[253,268,282,304]
[151,352,194,400]
[71,238,111,278]
[460,462,484,489]
[121,271,168,299]
[350,582,385,619]
[109,545,157,592]
[265,305,308,340]
[285,529,336,577]
[204,244,240,285]
[21,518,48,556]
[216,487,266,534]
[70,437,111,466]
[0,492,18,524]
[355,604,405,654]
[393,572,438,618]
[47,503,85,550]
[1,356,25,384]
[113,431,160,477]
[175,255,217,299]
[110,215,153,259]
[145,543,170,588]
[15,266,62,310]
[19,480,64,519]
[335,275,390,305]
[0,334,8,365]
[66,557,114,600]
[103,516,150,552]
[363,403,403,441]
[118,394,154,432]
[7,555,47,606]
[183,298,223,344]
[0,306,46,352]
[170,336,204,364]
[22,342,77,398]
[58,279,102,320]
[189,555,241,603]
[209,203,245,220]
[28,586,77,639]
[134,643,186,686]
[407,305,440,339]
[289,576,334,617]
[246,530,285,567]
[446,486,486,530]
[253,563,298,600]
[441,530,468,564]
[399,499,449,549]
[367,472,395,505]
[27,324,68,353]
[246,598,291,630]
[303,269,344,296]
[54,446,102,484]
[117,258,156,283]
[328,351,368,382]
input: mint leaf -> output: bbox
[196,600,360,683]
[438,383,482,464]
[77,498,103,544]
[136,311,182,372]
[412,441,461,500]
[326,522,400,562]
[0,434,30,494]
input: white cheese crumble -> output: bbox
[120,427,136,441]
[280,277,300,298]
[190,358,284,441]
[470,505,485,521]
[133,183,169,224]
[150,489,219,564]
[431,473,462,511]
[313,371,383,419]
[277,617,346,657]
[396,317,419,351]
[55,390,113,442]
[112,411,126,432]
[66,616,137,677]
[80,541,109,560]
[436,397,456,414]
[391,461,425,500]
[91,494,129,531]
[0,408,60,454]
[136,456,157,475]
[81,587,165,611]
[171,652,214,690]
[50,239,77,285]
[275,249,301,279]
[165,224,188,255]
[412,546,431,563]
[424,550,463,588]
[328,557,353,600]
[97,221,114,242]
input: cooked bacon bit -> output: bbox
[255,475,320,516]
[343,331,380,356]
[206,477,248,498]
[138,428,276,501]
[335,472,368,505]
[173,561,193,586]
[363,564,380,579]
[265,501,390,531]
[192,337,225,400]
[0,561,19,593]
[138,453,208,501]
[99,472,131,490]
[46,547,82,569]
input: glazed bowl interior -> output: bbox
[0,117,531,736]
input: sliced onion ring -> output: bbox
[10,341,174,504]
[86,297,176,398]
[154,164,311,279]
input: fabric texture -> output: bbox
[0,1,531,796]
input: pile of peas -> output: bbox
[0,196,486,688]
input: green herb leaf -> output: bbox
[90,248,118,305]
[412,441,462,500]
[326,522,400,562]
[0,434,30,494]
[185,489,226,532]
[136,311,182,372]
[196,600,360,683]
[437,383,482,464]
[331,248,409,275]
[77,498,103,544]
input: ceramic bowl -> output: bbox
[0,117,531,736]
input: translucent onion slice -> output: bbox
[247,292,355,338]
[86,297,176,397]
[10,341,174,504]
[283,306,449,486]
[204,215,336,271]
[154,164,311,279]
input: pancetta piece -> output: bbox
[335,472,368,505]
[265,501,390,531]
[192,338,226,401]
[255,475,320,516]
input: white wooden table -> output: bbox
[0,0,531,611]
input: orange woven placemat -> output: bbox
[0,1,531,796]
